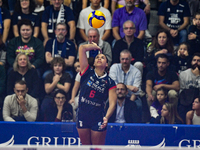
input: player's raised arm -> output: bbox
[78,43,101,74]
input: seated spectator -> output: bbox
[112,0,147,40]
[112,20,144,74]
[41,0,75,46]
[109,50,142,116]
[105,83,140,123]
[150,88,168,122]
[0,0,11,43]
[7,53,40,98]
[78,28,112,67]
[146,54,180,106]
[160,102,183,124]
[44,89,73,122]
[173,42,191,74]
[146,29,174,71]
[7,19,44,70]
[12,0,40,38]
[0,33,6,66]
[40,57,71,120]
[188,12,200,56]
[186,96,200,125]
[158,0,190,45]
[77,0,111,41]
[178,53,200,123]
[3,80,38,122]
[44,22,76,78]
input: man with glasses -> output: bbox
[44,22,76,78]
[112,20,144,74]
[105,83,140,123]
[3,80,38,122]
[112,0,147,40]
[109,50,142,117]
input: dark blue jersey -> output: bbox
[78,66,116,116]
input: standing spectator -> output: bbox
[146,54,180,106]
[158,0,191,45]
[112,0,147,40]
[3,80,38,122]
[78,28,112,67]
[186,96,200,125]
[7,53,40,98]
[44,22,76,78]
[0,0,11,43]
[7,19,44,70]
[44,89,73,122]
[41,0,75,46]
[105,83,140,123]
[12,0,40,38]
[77,0,112,42]
[112,20,144,74]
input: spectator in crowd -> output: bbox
[44,89,73,122]
[44,22,76,78]
[146,29,174,72]
[188,12,200,56]
[3,80,38,122]
[8,0,17,15]
[178,53,200,123]
[0,64,5,121]
[7,19,44,70]
[146,54,180,106]
[112,0,147,40]
[40,57,71,120]
[105,83,140,123]
[0,33,6,66]
[7,53,40,98]
[77,0,112,42]
[150,88,168,122]
[41,0,75,46]
[186,0,199,18]
[160,102,183,124]
[186,96,200,125]
[12,0,40,38]
[158,0,191,45]
[109,50,142,116]
[0,0,11,43]
[173,42,191,74]
[112,20,144,74]
[78,28,112,67]
[81,0,109,9]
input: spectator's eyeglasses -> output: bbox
[123,27,135,30]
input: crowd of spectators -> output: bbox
[0,0,200,125]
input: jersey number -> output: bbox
[89,90,96,98]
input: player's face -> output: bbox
[53,63,63,74]
[192,98,200,110]
[20,25,32,40]
[157,58,169,72]
[14,83,28,98]
[52,0,63,10]
[94,54,108,68]
[161,105,169,117]
[54,93,66,106]
[125,0,135,7]
[88,30,99,45]
[18,55,28,68]
[74,62,80,73]
[20,0,30,10]
[116,84,127,100]
[55,25,67,41]
[157,32,167,47]
[123,22,135,37]
[156,90,166,103]
[195,15,200,26]
[120,53,132,68]
[90,0,101,7]
[191,56,200,70]
[178,44,188,56]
